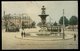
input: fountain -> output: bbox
[37,6,51,36]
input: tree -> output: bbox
[4,14,11,31]
[53,21,58,26]
[59,16,69,26]
[69,16,78,25]
[32,21,36,28]
[22,21,25,29]
[37,22,43,27]
[69,16,78,31]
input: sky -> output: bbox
[2,1,78,24]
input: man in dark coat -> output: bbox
[21,31,23,38]
[74,34,76,41]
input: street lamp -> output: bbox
[63,9,65,39]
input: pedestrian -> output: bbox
[24,32,25,37]
[23,29,25,37]
[74,34,76,41]
[21,31,23,38]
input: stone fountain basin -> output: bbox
[36,31,51,36]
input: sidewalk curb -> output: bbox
[15,34,73,41]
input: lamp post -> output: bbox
[63,9,65,39]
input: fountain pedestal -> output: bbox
[37,27,50,36]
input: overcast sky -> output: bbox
[2,1,78,24]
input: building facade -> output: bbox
[2,14,35,32]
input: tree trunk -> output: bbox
[73,25,74,31]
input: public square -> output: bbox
[2,1,78,50]
[2,27,78,49]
